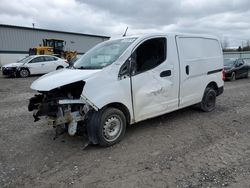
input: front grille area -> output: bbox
[2,67,16,75]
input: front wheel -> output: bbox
[87,107,126,147]
[200,87,217,112]
[19,68,30,78]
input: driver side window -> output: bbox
[133,37,166,74]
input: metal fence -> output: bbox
[223,51,250,59]
[223,51,250,65]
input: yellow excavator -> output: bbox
[29,39,77,62]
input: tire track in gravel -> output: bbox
[0,92,34,103]
[0,105,30,119]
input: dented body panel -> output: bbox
[82,64,134,121]
[130,35,180,121]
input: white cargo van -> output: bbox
[28,33,224,146]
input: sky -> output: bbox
[0,0,250,47]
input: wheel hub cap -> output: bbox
[103,116,122,142]
[21,70,28,77]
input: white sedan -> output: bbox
[1,55,68,78]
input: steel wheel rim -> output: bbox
[20,70,28,77]
[103,115,123,142]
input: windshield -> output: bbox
[74,38,137,69]
[17,56,34,64]
[224,59,236,66]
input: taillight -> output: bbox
[222,69,225,81]
[65,60,68,64]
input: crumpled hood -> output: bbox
[3,63,23,68]
[31,68,101,91]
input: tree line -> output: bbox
[222,39,250,52]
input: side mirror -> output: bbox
[130,52,137,75]
[118,53,137,79]
[118,59,131,79]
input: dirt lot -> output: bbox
[0,74,250,188]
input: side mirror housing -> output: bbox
[118,53,137,79]
[118,59,131,79]
[130,52,137,76]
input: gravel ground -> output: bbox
[0,74,250,188]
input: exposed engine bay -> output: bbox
[28,81,92,137]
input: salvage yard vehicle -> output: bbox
[2,55,68,78]
[224,58,249,81]
[28,33,224,147]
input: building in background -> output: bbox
[0,24,110,66]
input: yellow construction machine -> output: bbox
[29,39,77,62]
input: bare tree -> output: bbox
[222,37,229,50]
[243,40,250,51]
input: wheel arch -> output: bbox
[104,102,131,125]
[206,81,219,96]
[56,65,64,70]
[20,67,30,72]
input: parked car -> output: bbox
[28,33,224,147]
[1,55,68,78]
[224,58,249,81]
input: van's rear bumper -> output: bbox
[217,86,224,96]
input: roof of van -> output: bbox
[111,33,220,41]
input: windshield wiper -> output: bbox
[78,66,88,69]
[77,66,100,70]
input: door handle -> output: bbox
[186,65,189,75]
[160,70,171,77]
[41,64,45,66]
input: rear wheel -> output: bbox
[200,87,217,112]
[87,107,126,147]
[230,72,236,81]
[19,68,30,78]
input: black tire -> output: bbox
[230,72,236,81]
[200,87,217,112]
[87,107,126,147]
[245,70,249,78]
[56,66,64,70]
[19,68,30,78]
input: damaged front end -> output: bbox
[28,81,93,137]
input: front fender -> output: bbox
[82,76,134,122]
